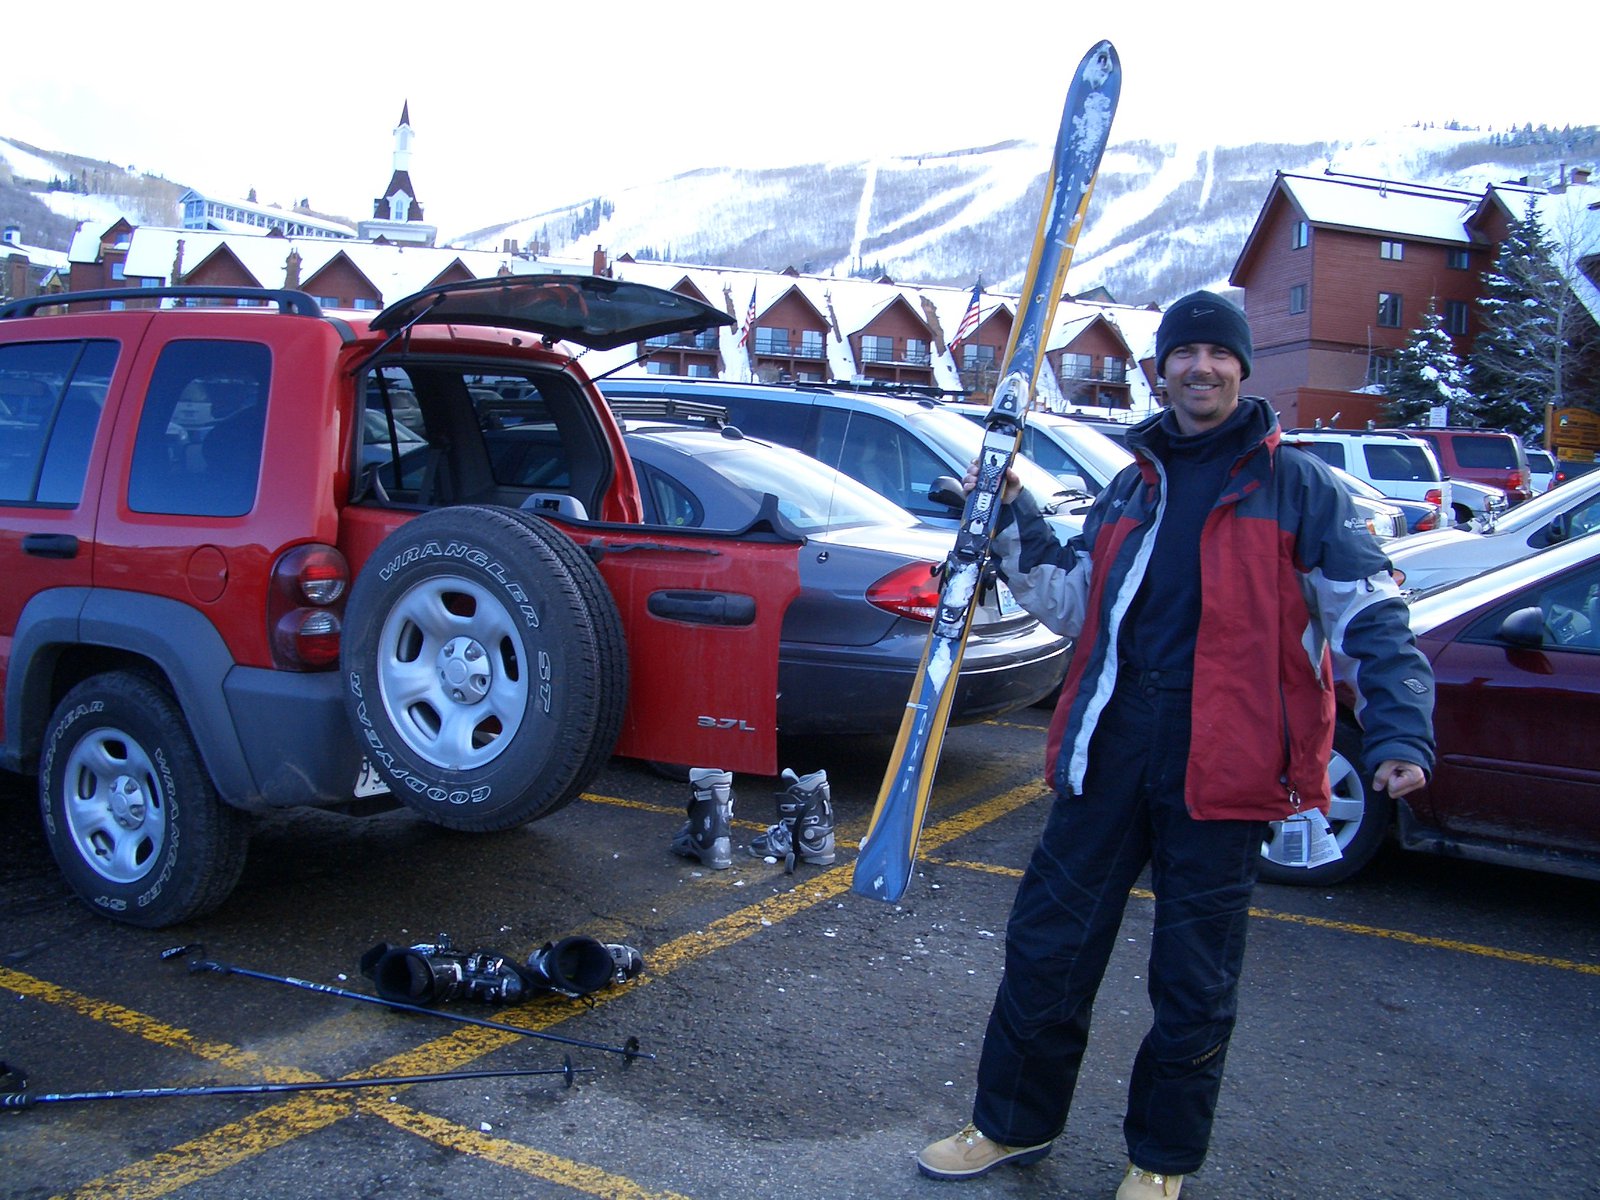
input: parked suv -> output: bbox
[1401,426,1533,505]
[597,377,1090,538]
[0,277,816,926]
[940,403,1133,496]
[1281,427,1453,527]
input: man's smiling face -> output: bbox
[1161,343,1243,435]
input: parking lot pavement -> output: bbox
[3,711,1599,1200]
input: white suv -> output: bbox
[1280,427,1452,527]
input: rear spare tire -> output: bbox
[342,506,627,830]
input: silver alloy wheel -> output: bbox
[1322,742,1367,852]
[374,575,530,770]
[61,726,165,885]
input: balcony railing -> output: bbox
[645,330,720,350]
[1060,361,1128,383]
[859,346,932,366]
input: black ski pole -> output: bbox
[182,955,652,1062]
[0,1060,587,1110]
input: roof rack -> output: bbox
[604,396,728,426]
[0,286,324,320]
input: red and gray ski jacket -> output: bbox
[992,397,1435,821]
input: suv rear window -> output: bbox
[0,339,118,506]
[1443,435,1519,469]
[1361,442,1436,483]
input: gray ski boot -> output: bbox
[749,768,835,868]
[670,767,734,869]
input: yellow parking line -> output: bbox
[919,859,1600,977]
[363,1097,694,1200]
[0,965,319,1084]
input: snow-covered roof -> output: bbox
[110,223,522,303]
[1277,172,1482,244]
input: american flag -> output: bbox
[738,285,758,346]
[950,281,983,350]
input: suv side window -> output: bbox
[128,340,270,518]
[1361,442,1434,483]
[715,393,812,447]
[0,340,118,506]
[814,409,948,519]
[1296,441,1345,471]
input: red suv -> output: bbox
[0,277,805,926]
[1405,426,1533,505]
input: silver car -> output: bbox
[1387,467,1600,595]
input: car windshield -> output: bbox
[1040,420,1133,482]
[1478,470,1600,536]
[695,439,919,534]
[906,406,1080,508]
[1329,465,1387,501]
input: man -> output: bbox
[918,291,1434,1198]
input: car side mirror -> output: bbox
[929,475,966,510]
[1545,514,1570,546]
[1055,473,1089,497]
[1498,605,1546,648]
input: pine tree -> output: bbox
[1381,299,1475,426]
[1470,197,1565,437]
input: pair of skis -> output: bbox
[852,40,1122,903]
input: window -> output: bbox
[645,359,674,374]
[1060,353,1094,380]
[1362,442,1436,483]
[963,344,996,370]
[1444,299,1470,335]
[1366,353,1400,388]
[905,338,930,365]
[860,335,894,363]
[1289,284,1307,314]
[687,363,714,378]
[813,409,948,519]
[1296,442,1346,471]
[799,329,825,359]
[753,327,789,355]
[1291,220,1310,249]
[1377,293,1403,328]
[128,340,271,518]
[1380,240,1404,261]
[0,340,119,505]
[1447,248,1470,270]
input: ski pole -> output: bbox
[179,954,653,1062]
[0,1060,587,1110]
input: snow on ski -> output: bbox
[851,40,1121,904]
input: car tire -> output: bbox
[342,506,627,831]
[39,671,249,927]
[1258,718,1393,886]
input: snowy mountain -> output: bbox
[449,125,1599,306]
[4,124,1596,309]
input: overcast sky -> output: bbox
[4,1,1595,235]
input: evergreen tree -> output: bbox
[1382,299,1475,426]
[1470,197,1565,437]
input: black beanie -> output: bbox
[1155,290,1253,379]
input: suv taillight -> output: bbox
[866,561,941,622]
[269,543,350,669]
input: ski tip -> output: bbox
[1081,40,1119,82]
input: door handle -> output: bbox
[647,590,756,627]
[22,533,80,559]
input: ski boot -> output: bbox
[670,767,734,869]
[749,768,835,869]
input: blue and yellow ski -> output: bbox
[852,40,1122,903]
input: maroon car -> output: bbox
[1260,532,1600,885]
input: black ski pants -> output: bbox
[971,667,1269,1174]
